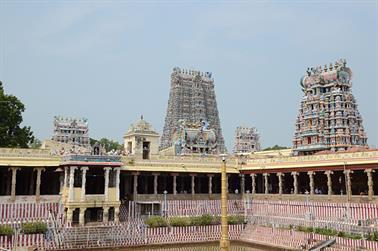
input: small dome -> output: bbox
[125,116,159,136]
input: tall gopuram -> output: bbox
[52,116,90,147]
[233,126,260,154]
[160,67,226,154]
[293,59,368,155]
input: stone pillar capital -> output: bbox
[307,171,314,175]
[104,167,112,172]
[364,168,374,174]
[33,167,46,172]
[291,171,299,176]
[324,170,333,175]
[81,166,89,171]
[263,173,270,177]
[250,173,256,177]
[276,172,283,177]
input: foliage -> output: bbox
[29,138,42,149]
[314,227,337,236]
[145,216,167,228]
[21,222,47,234]
[0,225,14,236]
[189,214,214,226]
[169,217,191,227]
[366,232,378,242]
[0,81,34,148]
[262,145,289,151]
[227,215,244,225]
[90,137,123,152]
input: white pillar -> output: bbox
[114,207,120,223]
[80,167,88,201]
[208,175,213,194]
[324,170,333,199]
[115,167,121,201]
[344,169,353,201]
[308,171,315,196]
[277,172,283,195]
[263,173,269,194]
[34,167,45,201]
[103,207,109,223]
[66,208,73,224]
[365,169,374,201]
[68,166,77,202]
[153,173,159,195]
[250,174,256,194]
[191,175,195,195]
[133,173,138,199]
[104,167,111,201]
[291,172,299,195]
[79,208,86,225]
[172,174,177,195]
[9,167,19,200]
[240,174,245,195]
[63,167,68,187]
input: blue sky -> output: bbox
[1,0,377,150]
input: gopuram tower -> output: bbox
[293,59,368,155]
[160,67,226,154]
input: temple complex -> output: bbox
[233,126,260,154]
[0,62,377,246]
[160,67,226,154]
[293,59,368,155]
[52,116,90,148]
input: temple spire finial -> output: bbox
[141,114,144,120]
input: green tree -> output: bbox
[30,138,42,149]
[263,145,289,151]
[0,81,34,148]
[90,137,123,152]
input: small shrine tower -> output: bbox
[123,116,160,159]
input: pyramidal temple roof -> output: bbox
[124,116,159,137]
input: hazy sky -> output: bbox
[1,0,377,150]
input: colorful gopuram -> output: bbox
[293,59,368,155]
[160,67,226,154]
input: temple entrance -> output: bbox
[86,169,105,194]
[85,207,103,223]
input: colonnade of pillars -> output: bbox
[129,173,242,198]
[248,168,375,201]
[5,167,46,201]
[63,166,121,225]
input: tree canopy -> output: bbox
[90,137,123,152]
[0,81,34,148]
[262,145,289,151]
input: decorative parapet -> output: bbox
[61,154,122,166]
[0,147,53,158]
[122,155,239,173]
[243,150,378,170]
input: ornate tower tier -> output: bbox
[293,59,368,155]
[160,67,226,153]
[233,126,261,154]
[52,116,90,148]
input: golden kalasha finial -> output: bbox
[329,63,333,71]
